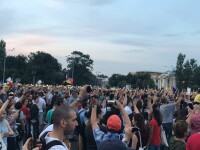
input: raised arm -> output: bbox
[115,100,131,128]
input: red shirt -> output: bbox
[149,118,161,146]
[186,133,200,150]
[21,105,30,119]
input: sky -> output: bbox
[1,0,200,77]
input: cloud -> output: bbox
[162,33,185,37]
[123,49,144,53]
[112,39,153,47]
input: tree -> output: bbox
[0,40,6,82]
[26,51,63,84]
[175,53,186,90]
[66,51,95,85]
[6,55,28,81]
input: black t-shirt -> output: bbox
[85,123,107,150]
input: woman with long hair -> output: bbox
[147,103,162,150]
[130,113,148,150]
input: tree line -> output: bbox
[0,40,103,85]
[1,39,200,89]
[175,53,200,90]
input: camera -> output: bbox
[87,85,92,93]
[107,100,116,107]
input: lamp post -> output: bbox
[2,48,15,83]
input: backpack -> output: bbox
[16,110,25,141]
[40,131,65,150]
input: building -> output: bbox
[131,71,176,90]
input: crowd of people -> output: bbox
[0,82,200,150]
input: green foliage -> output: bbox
[66,51,97,85]
[175,53,200,90]
[0,40,6,79]
[109,72,155,89]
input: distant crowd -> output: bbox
[0,82,200,150]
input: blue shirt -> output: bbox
[93,127,124,147]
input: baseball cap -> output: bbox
[98,139,133,150]
[107,115,121,131]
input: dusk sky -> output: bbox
[1,0,200,76]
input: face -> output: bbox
[132,117,136,126]
[24,99,29,105]
[9,105,15,114]
[63,111,78,135]
[0,111,7,121]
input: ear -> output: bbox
[61,119,67,128]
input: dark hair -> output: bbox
[133,113,145,130]
[85,105,102,119]
[32,94,39,101]
[136,100,143,111]
[173,120,188,138]
[6,104,13,114]
[161,97,168,104]
[54,97,64,106]
[15,102,22,110]
[52,105,74,127]
[152,103,162,126]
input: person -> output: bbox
[194,88,200,103]
[21,97,31,139]
[37,92,46,132]
[186,132,200,150]
[31,94,40,138]
[159,93,183,142]
[147,103,162,150]
[6,104,19,150]
[0,110,14,147]
[98,138,133,150]
[91,98,132,147]
[83,105,107,150]
[46,97,64,124]
[169,120,188,150]
[186,102,200,134]
[130,113,148,150]
[67,90,78,105]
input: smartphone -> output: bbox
[132,127,140,133]
[87,85,92,93]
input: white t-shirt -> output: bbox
[39,124,68,150]
[37,97,46,112]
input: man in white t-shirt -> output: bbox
[37,96,46,132]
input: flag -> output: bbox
[63,78,73,85]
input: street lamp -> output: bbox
[2,48,15,83]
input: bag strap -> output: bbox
[46,140,64,150]
[138,131,142,148]
[40,131,64,150]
